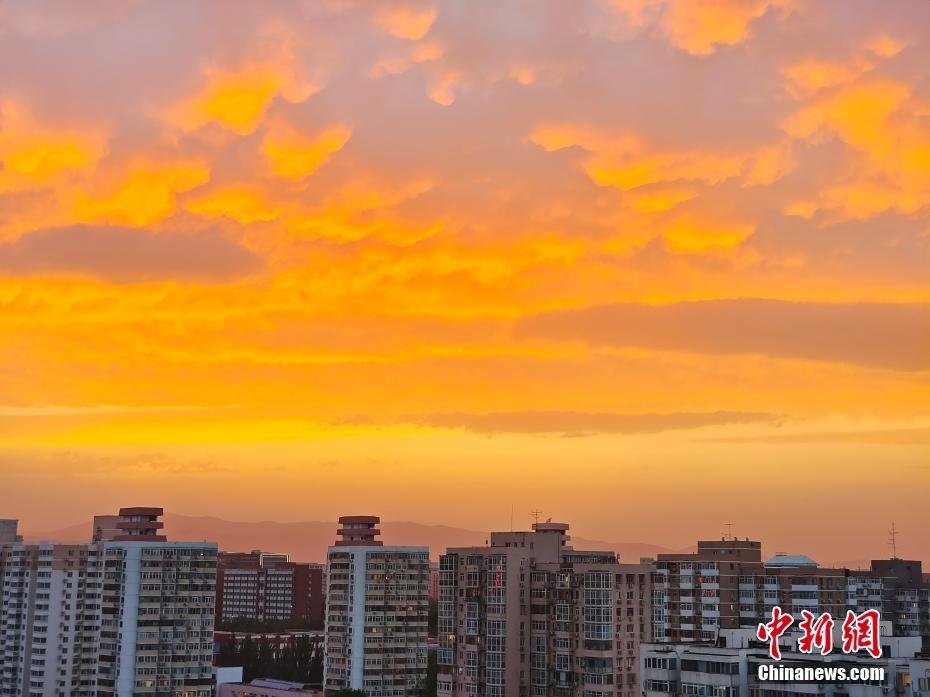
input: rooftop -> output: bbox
[764,553,818,568]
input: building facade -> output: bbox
[437,521,658,697]
[323,515,429,697]
[0,507,217,697]
[641,626,924,697]
[0,540,102,696]
[653,538,929,645]
[216,551,324,627]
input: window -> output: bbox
[645,680,673,692]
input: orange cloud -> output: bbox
[428,69,462,106]
[74,163,210,226]
[784,82,908,153]
[660,0,772,55]
[166,64,317,135]
[783,81,930,220]
[287,177,440,245]
[865,35,907,59]
[663,215,755,253]
[611,0,789,55]
[375,5,437,40]
[742,141,795,186]
[187,187,279,224]
[626,187,697,213]
[0,101,106,192]
[3,0,930,543]
[781,56,875,100]
[262,123,352,180]
[531,124,787,191]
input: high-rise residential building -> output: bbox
[653,537,929,645]
[849,559,929,641]
[437,521,658,697]
[216,551,325,628]
[323,515,429,697]
[0,539,100,697]
[0,507,217,697]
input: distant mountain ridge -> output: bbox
[23,513,691,563]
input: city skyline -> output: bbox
[12,508,929,569]
[2,0,929,560]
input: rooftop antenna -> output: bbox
[530,509,542,526]
[510,504,514,532]
[889,521,899,559]
[725,522,735,541]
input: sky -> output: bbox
[1,0,928,564]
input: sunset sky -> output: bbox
[2,0,929,564]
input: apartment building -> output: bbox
[849,560,929,640]
[0,540,102,697]
[0,507,217,697]
[437,521,658,697]
[323,515,429,697]
[641,626,924,697]
[654,538,929,644]
[216,551,324,627]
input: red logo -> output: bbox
[797,610,834,655]
[756,606,794,660]
[841,609,882,659]
[756,607,882,659]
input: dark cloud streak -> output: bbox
[518,299,930,371]
[0,225,263,282]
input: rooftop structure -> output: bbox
[334,515,383,546]
[764,553,819,568]
[324,515,429,697]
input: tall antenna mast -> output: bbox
[530,509,542,526]
[889,521,899,559]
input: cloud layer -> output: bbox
[1,1,929,541]
[519,299,930,371]
[409,410,781,435]
[0,226,262,282]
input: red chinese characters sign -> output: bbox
[756,607,881,660]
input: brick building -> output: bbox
[438,521,657,697]
[217,551,325,627]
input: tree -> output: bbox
[217,616,323,633]
[308,642,324,684]
[420,652,437,697]
[428,599,438,637]
[211,633,324,686]
[239,634,259,681]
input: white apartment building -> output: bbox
[0,508,217,697]
[323,516,429,697]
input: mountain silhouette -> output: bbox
[23,512,689,563]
